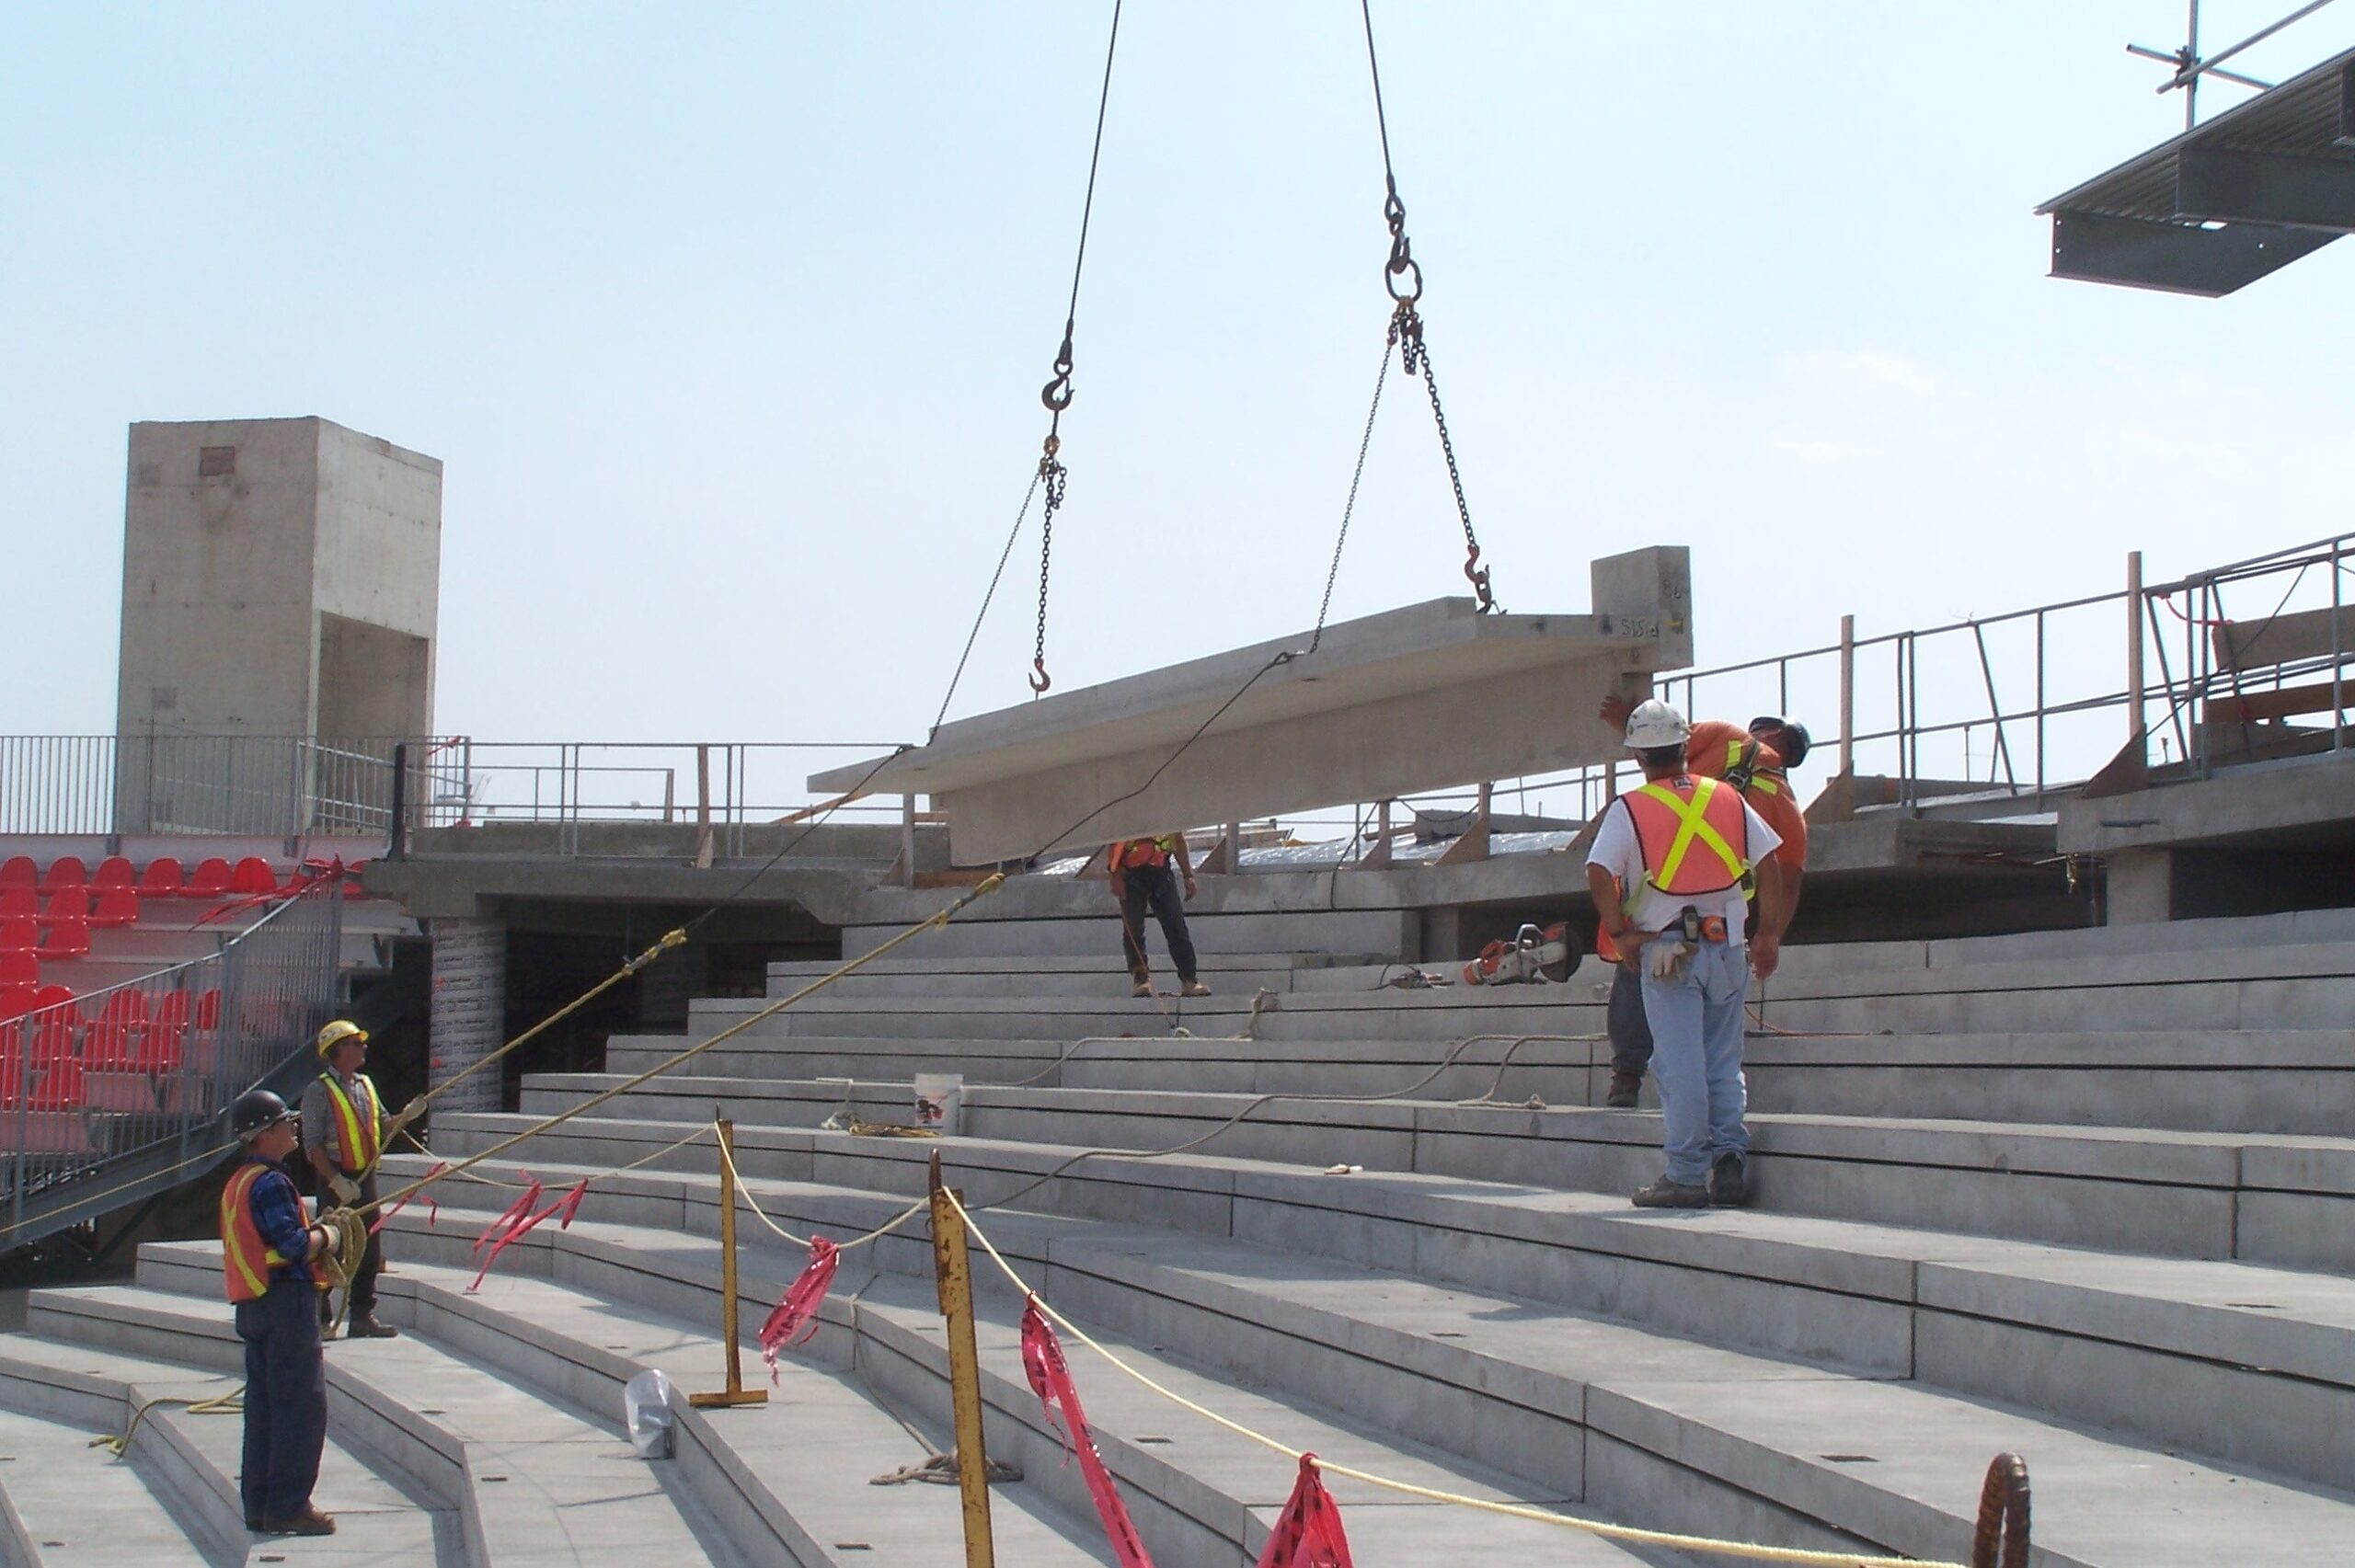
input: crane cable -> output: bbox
[1359,0,1499,616]
[1028,0,1125,697]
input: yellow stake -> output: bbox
[930,1152,997,1568]
[689,1119,767,1410]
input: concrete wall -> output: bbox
[113,417,442,830]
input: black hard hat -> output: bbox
[1749,715,1812,771]
[232,1089,296,1140]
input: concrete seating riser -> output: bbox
[379,1140,2355,1494]
[843,909,1416,963]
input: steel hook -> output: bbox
[1028,657,1053,696]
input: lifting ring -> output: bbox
[1385,254,1423,303]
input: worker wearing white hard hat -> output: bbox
[1585,699,1785,1209]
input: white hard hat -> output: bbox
[1623,699,1691,750]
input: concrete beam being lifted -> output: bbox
[813,546,1692,864]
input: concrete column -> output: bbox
[636,939,709,1033]
[2104,849,2174,926]
[430,916,507,1115]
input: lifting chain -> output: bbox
[1362,0,1499,617]
[1387,290,1496,614]
[1032,428,1067,695]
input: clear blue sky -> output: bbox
[5,3,2350,761]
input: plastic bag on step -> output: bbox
[624,1368,677,1459]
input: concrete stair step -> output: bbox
[513,1069,2355,1266]
[375,1206,1672,1568]
[385,1157,2355,1566]
[844,908,1418,964]
[0,1405,214,1567]
[597,1025,2355,1139]
[25,1280,749,1568]
[760,965,1396,1001]
[381,1132,2355,1494]
[135,1240,1115,1568]
[0,1333,450,1564]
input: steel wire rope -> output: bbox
[930,469,1044,739]
[946,1188,1974,1568]
[1026,0,1126,695]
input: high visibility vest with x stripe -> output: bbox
[1625,773,1752,897]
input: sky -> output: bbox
[4,3,2350,794]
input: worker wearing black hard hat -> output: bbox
[222,1088,337,1537]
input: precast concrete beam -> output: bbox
[814,547,1692,863]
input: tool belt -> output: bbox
[1672,907,1729,944]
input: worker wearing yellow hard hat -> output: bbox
[298,1020,424,1338]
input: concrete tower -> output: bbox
[114,417,442,831]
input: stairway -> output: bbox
[4,883,2352,1562]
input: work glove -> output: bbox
[328,1173,361,1207]
[1645,938,1693,984]
[386,1095,428,1136]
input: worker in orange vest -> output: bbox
[1588,701,1785,1208]
[1596,697,1811,1107]
[222,1088,337,1536]
[1107,834,1212,999]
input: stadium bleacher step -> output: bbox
[381,1134,2355,1500]
[0,1333,451,1564]
[512,1066,2355,1267]
[23,1279,751,1568]
[370,1163,2355,1567]
[134,1240,1116,1567]
[0,1405,214,1568]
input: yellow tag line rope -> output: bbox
[944,1189,1970,1568]
[714,1127,928,1253]
[357,874,1007,1226]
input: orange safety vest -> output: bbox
[1625,774,1752,898]
[1719,737,1786,799]
[320,1071,383,1174]
[219,1161,294,1303]
[1108,836,1178,875]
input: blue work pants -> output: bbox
[237,1277,326,1522]
[1637,937,1751,1185]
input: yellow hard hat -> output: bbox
[316,1019,368,1058]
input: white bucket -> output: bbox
[913,1073,964,1137]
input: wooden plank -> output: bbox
[2209,680,2353,723]
[2211,606,2352,672]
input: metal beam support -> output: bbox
[2049,209,2336,296]
[2177,145,2355,231]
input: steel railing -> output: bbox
[0,879,344,1245]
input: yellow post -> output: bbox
[930,1151,996,1567]
[689,1119,768,1409]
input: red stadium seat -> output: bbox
[29,1058,85,1110]
[0,858,33,892]
[0,888,32,921]
[89,888,140,930]
[91,856,134,895]
[41,887,90,924]
[132,1019,184,1072]
[39,857,87,895]
[0,984,35,1020]
[0,933,34,968]
[137,856,185,898]
[183,858,232,899]
[85,992,147,1068]
[34,918,89,962]
[0,951,35,987]
[230,857,278,896]
[26,1004,77,1061]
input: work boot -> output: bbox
[262,1507,336,1537]
[1131,977,1153,999]
[1179,979,1212,998]
[1603,1071,1642,1109]
[1709,1152,1751,1208]
[348,1316,400,1339]
[1628,1175,1709,1209]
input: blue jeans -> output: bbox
[237,1278,326,1521]
[1637,937,1750,1185]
